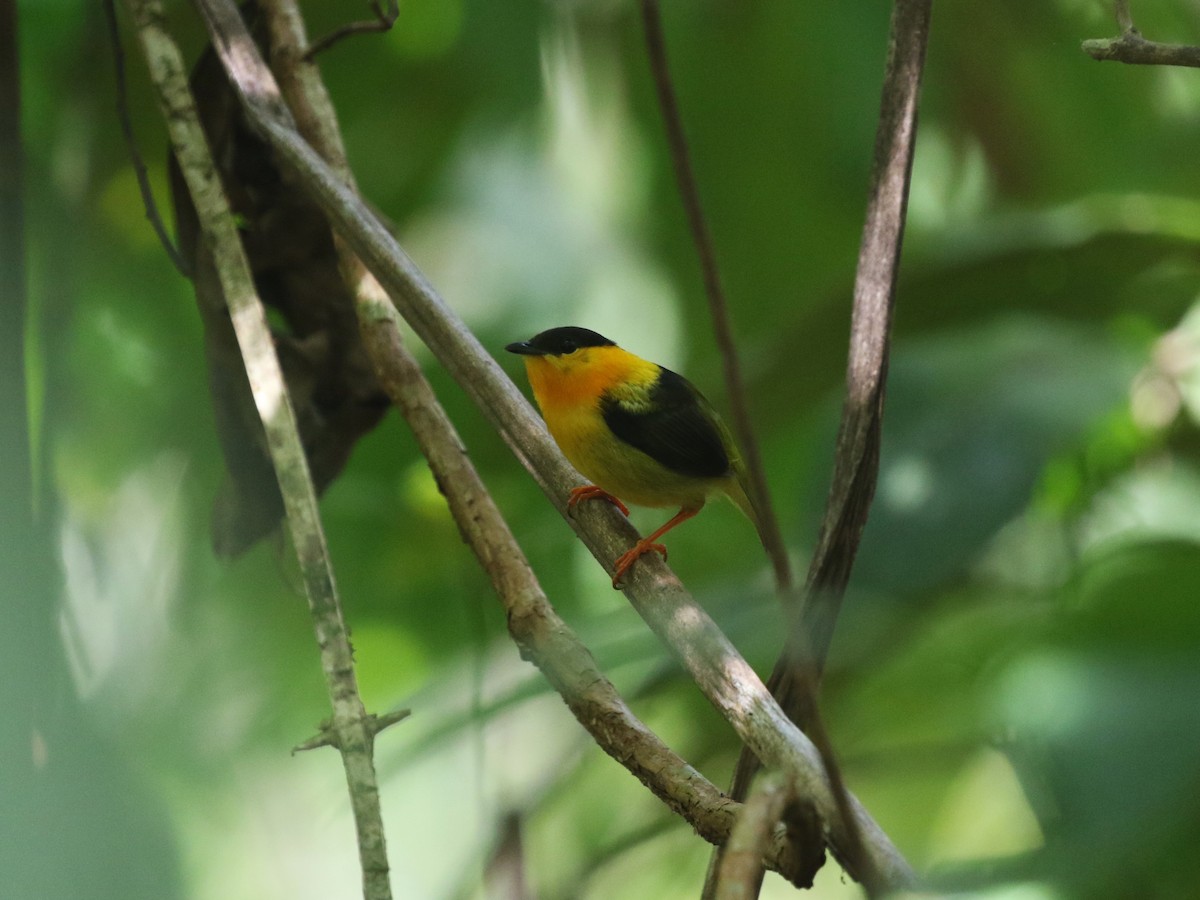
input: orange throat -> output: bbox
[523,347,654,418]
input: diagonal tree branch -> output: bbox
[248,2,819,885]
[119,2,394,897]
[190,0,917,887]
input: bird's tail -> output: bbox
[722,468,766,549]
[725,463,794,593]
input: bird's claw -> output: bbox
[567,485,630,517]
[611,541,668,588]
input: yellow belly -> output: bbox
[547,407,717,510]
[522,346,731,512]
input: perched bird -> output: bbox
[506,326,759,586]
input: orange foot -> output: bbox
[567,485,630,517]
[611,540,669,588]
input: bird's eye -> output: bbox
[561,340,578,354]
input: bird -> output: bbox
[506,326,759,586]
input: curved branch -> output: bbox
[224,0,820,886]
[302,0,397,60]
[190,0,916,887]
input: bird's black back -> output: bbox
[601,368,731,479]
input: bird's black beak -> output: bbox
[505,340,545,356]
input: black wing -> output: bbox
[601,368,731,479]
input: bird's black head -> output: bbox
[505,327,616,357]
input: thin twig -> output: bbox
[120,2,393,898]
[293,709,412,753]
[303,0,398,60]
[190,0,916,886]
[102,0,187,274]
[1115,0,1133,34]
[637,0,791,593]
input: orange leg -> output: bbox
[568,485,630,517]
[611,506,701,588]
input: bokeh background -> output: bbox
[8,0,1200,897]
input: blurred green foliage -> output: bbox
[10,0,1200,897]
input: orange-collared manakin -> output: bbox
[507,326,759,586]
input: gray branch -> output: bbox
[1082,32,1200,68]
[1082,1,1200,67]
